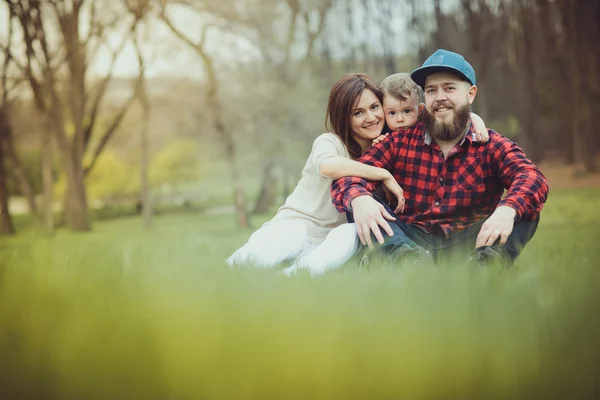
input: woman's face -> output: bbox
[350,89,385,149]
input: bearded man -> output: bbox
[330,49,550,266]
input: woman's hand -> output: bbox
[382,174,405,214]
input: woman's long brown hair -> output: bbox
[326,73,383,160]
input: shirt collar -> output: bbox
[424,121,474,147]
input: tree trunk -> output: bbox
[202,54,248,228]
[5,127,39,218]
[161,15,250,227]
[41,130,54,234]
[63,156,91,232]
[546,0,574,164]
[578,1,597,172]
[520,4,542,163]
[0,120,16,235]
[563,0,589,173]
[140,75,152,229]
[433,0,447,48]
[253,162,278,214]
[218,119,249,228]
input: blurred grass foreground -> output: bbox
[1,188,599,399]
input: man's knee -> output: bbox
[472,215,541,266]
[504,216,540,260]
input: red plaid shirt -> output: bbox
[331,123,549,238]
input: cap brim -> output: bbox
[410,65,472,88]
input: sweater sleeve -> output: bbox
[309,134,347,177]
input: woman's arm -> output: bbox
[320,156,390,181]
[321,156,405,213]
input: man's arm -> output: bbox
[493,135,549,219]
[476,134,549,247]
[330,132,403,246]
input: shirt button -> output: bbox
[435,201,440,206]
[439,176,443,182]
[438,151,443,156]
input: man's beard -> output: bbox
[422,103,471,141]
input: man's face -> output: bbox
[422,72,477,141]
[383,93,421,131]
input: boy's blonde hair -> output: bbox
[380,73,423,102]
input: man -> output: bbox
[330,49,549,266]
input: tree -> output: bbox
[242,0,334,214]
[158,1,251,228]
[5,0,145,231]
[127,0,153,228]
[0,4,18,235]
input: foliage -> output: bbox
[51,139,204,203]
[53,151,138,202]
[149,139,203,188]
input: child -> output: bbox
[281,73,488,276]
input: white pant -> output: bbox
[226,220,313,268]
[226,221,360,274]
[285,223,360,276]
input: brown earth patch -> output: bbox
[537,162,600,190]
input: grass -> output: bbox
[1,188,599,399]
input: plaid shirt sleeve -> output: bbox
[490,134,550,220]
[331,133,399,213]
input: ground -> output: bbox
[0,178,599,398]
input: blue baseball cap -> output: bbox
[410,49,476,88]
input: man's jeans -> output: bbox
[348,196,539,266]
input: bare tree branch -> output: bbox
[159,6,216,54]
[83,76,143,175]
[1,4,15,107]
[86,14,124,60]
[83,17,140,151]
[84,10,156,176]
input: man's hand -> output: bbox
[350,195,396,248]
[476,206,517,248]
[382,175,405,214]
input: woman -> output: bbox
[226,73,402,268]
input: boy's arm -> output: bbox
[470,112,489,142]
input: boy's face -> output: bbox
[383,93,421,131]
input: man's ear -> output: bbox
[468,85,478,104]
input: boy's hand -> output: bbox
[382,176,405,214]
[372,132,389,146]
[474,128,489,143]
[470,112,489,143]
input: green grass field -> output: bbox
[1,188,599,399]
